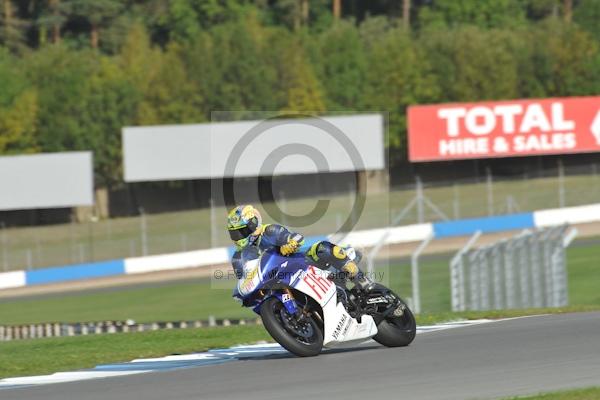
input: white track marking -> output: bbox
[0,319,497,389]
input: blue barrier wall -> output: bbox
[433,213,535,238]
[16,217,541,288]
[25,260,126,286]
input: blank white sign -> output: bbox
[0,152,93,211]
[122,114,385,182]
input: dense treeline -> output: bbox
[0,0,599,187]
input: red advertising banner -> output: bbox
[407,96,600,162]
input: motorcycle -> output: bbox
[235,247,416,357]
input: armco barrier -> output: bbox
[0,202,598,291]
[0,318,263,341]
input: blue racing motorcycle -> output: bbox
[234,247,416,357]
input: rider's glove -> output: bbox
[342,261,359,278]
[280,239,300,256]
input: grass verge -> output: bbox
[0,325,271,380]
[504,387,600,399]
[2,241,598,325]
[2,307,600,380]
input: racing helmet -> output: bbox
[227,205,263,249]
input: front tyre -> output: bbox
[373,297,416,347]
[260,297,323,357]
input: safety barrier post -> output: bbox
[411,234,434,314]
[449,230,481,311]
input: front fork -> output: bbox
[254,288,299,316]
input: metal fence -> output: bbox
[399,161,600,224]
[2,160,600,271]
[450,225,578,312]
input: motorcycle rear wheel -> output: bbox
[373,297,416,347]
[260,297,323,357]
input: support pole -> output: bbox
[210,199,217,248]
[486,167,494,216]
[492,244,503,309]
[449,230,481,311]
[529,234,543,308]
[367,196,417,275]
[479,248,490,310]
[453,184,460,220]
[554,227,578,307]
[1,222,7,271]
[518,235,531,308]
[411,234,434,314]
[558,159,565,208]
[139,207,148,256]
[416,176,424,224]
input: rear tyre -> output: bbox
[373,297,416,347]
[260,296,323,357]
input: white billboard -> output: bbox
[0,152,93,211]
[122,114,385,182]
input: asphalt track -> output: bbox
[3,312,600,400]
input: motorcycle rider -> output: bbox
[227,204,374,292]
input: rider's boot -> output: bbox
[352,273,376,292]
[343,261,376,292]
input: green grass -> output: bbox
[1,307,599,380]
[565,245,600,306]
[377,242,600,314]
[0,325,271,379]
[1,241,600,325]
[3,171,600,271]
[374,257,451,313]
[504,387,600,399]
[1,240,597,381]
[0,278,255,325]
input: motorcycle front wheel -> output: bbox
[260,296,323,357]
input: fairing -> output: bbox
[239,250,377,347]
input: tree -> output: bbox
[36,0,64,45]
[314,21,366,110]
[158,0,202,42]
[420,26,519,101]
[24,45,95,152]
[0,50,38,153]
[563,0,572,22]
[529,19,600,96]
[363,28,438,148]
[0,89,38,154]
[417,0,527,30]
[574,0,600,42]
[402,0,410,29]
[59,0,122,48]
[79,57,138,186]
[358,16,394,50]
[333,0,341,20]
[0,0,29,52]
[136,42,205,125]
[118,23,159,96]
[119,23,204,126]
[279,38,326,113]
[268,0,306,30]
[184,15,280,114]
